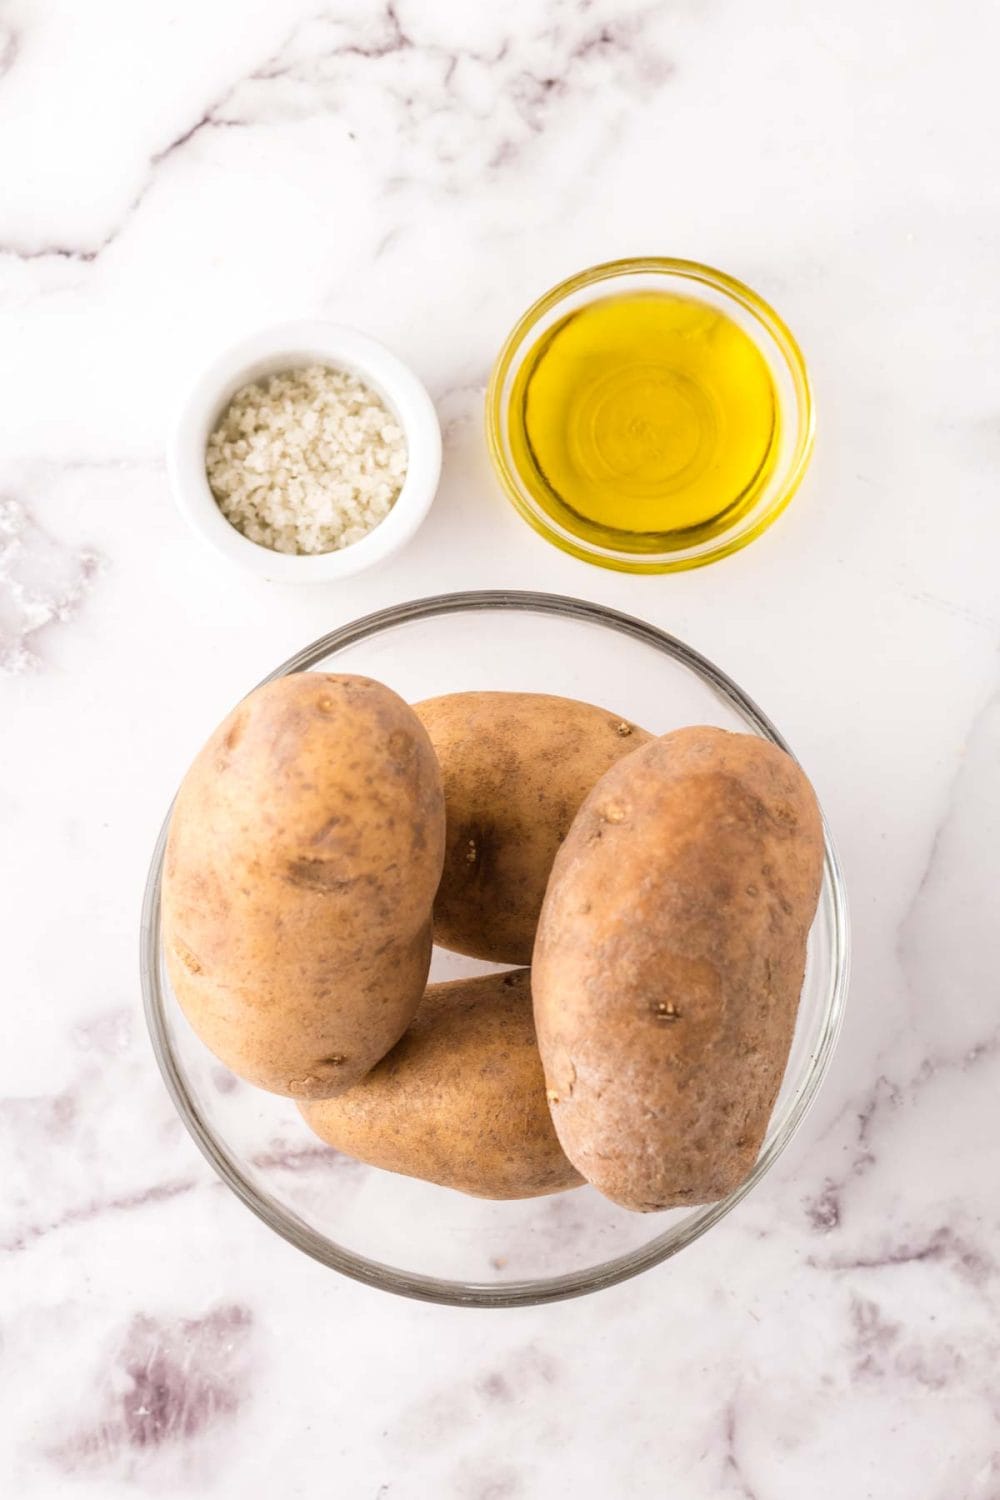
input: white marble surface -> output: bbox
[2,0,999,1493]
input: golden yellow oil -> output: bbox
[508,292,780,550]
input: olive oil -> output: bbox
[507,292,780,551]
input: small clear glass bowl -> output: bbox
[141,592,848,1307]
[486,259,815,573]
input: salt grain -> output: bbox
[206,365,408,555]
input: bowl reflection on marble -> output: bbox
[140,591,849,1308]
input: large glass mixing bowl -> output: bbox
[140,592,849,1307]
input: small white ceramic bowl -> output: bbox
[168,321,442,582]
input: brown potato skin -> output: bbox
[414,692,652,965]
[532,726,825,1212]
[162,674,445,1099]
[299,970,583,1199]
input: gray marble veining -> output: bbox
[2,0,1000,1494]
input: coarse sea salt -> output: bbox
[206,364,408,555]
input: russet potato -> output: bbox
[162,673,445,1099]
[532,726,824,1212]
[414,691,651,965]
[300,969,582,1199]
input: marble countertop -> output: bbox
[3,0,999,1494]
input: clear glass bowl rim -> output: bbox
[485,257,816,573]
[140,590,849,1308]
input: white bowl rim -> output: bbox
[167,320,442,583]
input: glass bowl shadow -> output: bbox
[140,591,849,1308]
